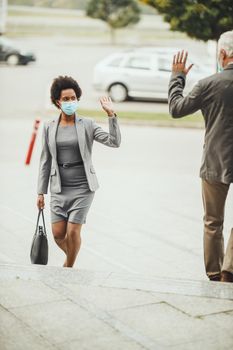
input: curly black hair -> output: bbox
[50,76,82,108]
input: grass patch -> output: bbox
[7,8,186,41]
[6,23,182,41]
[79,109,204,128]
[6,26,184,41]
[8,9,81,18]
[7,25,107,36]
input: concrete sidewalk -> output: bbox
[1,263,233,350]
[1,121,233,349]
[1,120,233,280]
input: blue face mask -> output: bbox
[61,100,78,116]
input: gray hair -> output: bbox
[218,30,233,57]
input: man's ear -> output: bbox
[220,49,227,60]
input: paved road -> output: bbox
[0,37,169,117]
[0,118,232,280]
[0,35,214,119]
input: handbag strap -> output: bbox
[35,209,46,234]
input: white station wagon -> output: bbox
[93,48,213,102]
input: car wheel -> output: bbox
[6,54,19,66]
[109,83,128,102]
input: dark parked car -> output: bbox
[0,36,36,66]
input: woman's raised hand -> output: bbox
[100,96,115,117]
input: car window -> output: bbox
[124,56,151,70]
[158,57,171,72]
[107,56,124,67]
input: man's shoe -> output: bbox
[221,271,233,283]
[209,274,221,282]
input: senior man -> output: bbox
[168,30,233,283]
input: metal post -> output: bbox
[25,119,41,165]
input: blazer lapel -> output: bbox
[49,115,60,160]
[75,115,86,159]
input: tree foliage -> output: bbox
[86,0,141,30]
[140,0,233,41]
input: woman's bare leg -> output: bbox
[65,222,82,268]
[52,220,68,266]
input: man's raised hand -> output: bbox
[172,50,194,75]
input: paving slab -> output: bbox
[149,293,233,317]
[0,306,55,350]
[55,318,146,350]
[10,300,93,345]
[63,284,162,312]
[0,279,65,308]
[1,263,233,350]
[101,271,233,300]
[110,302,227,348]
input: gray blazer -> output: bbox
[37,114,121,194]
[168,64,233,184]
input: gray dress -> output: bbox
[50,124,94,224]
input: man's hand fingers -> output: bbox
[176,51,180,65]
[180,50,184,63]
[183,51,188,66]
[173,54,176,65]
[186,63,194,74]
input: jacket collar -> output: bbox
[224,62,233,71]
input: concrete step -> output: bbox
[1,263,233,300]
[1,263,233,350]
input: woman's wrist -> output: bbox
[107,111,116,117]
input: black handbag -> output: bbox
[30,209,48,265]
